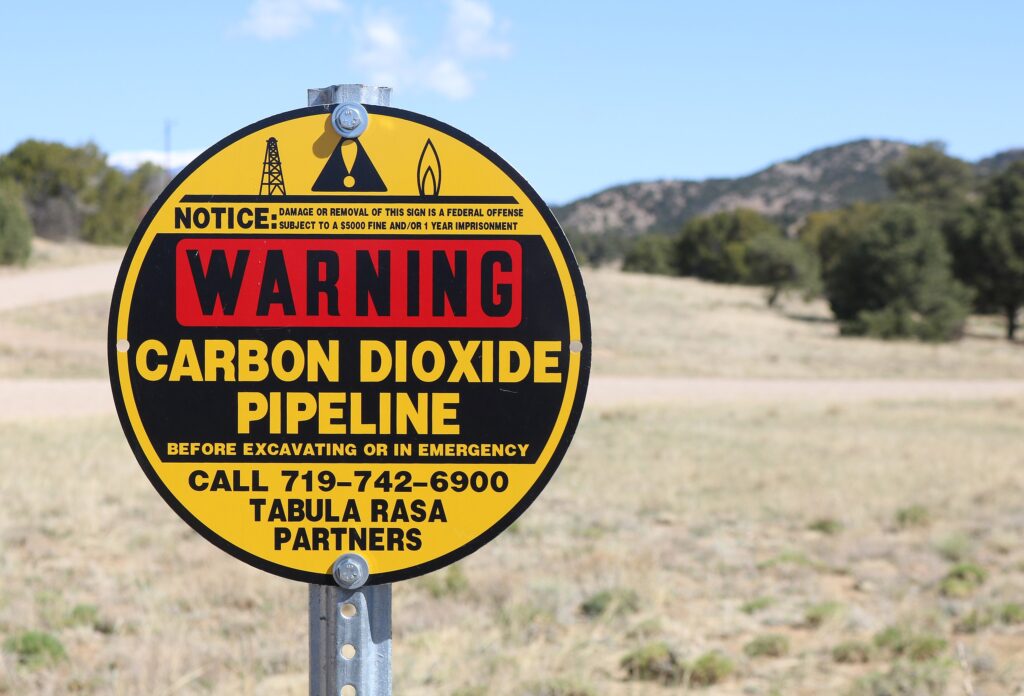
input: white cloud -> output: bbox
[424,59,473,100]
[237,0,344,40]
[356,16,409,87]
[230,0,509,96]
[109,150,203,171]
[352,0,510,100]
[365,16,403,52]
[448,0,509,58]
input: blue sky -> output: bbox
[1,1,1021,203]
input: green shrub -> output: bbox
[805,601,843,628]
[955,602,1024,633]
[3,630,66,667]
[67,603,99,627]
[741,596,774,614]
[873,625,947,661]
[80,168,138,244]
[999,602,1024,625]
[808,518,844,535]
[939,563,987,598]
[848,660,949,696]
[743,634,789,658]
[621,645,734,687]
[955,608,995,634]
[675,208,783,283]
[872,626,905,650]
[946,161,1024,340]
[564,227,628,267]
[0,140,104,241]
[626,618,662,639]
[622,234,674,275]
[873,624,911,653]
[0,141,162,245]
[820,202,971,342]
[903,635,947,662]
[65,603,114,634]
[745,234,821,306]
[886,144,973,204]
[579,587,640,618]
[833,640,873,664]
[0,180,33,265]
[895,505,931,529]
[687,651,734,687]
[934,533,971,562]
[621,642,683,684]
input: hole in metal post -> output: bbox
[341,603,357,618]
[342,685,356,696]
[341,643,356,659]
[116,339,130,352]
[569,340,583,353]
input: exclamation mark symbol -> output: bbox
[341,139,357,188]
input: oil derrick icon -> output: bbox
[259,137,286,196]
[312,136,387,192]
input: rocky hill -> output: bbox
[975,148,1024,177]
[553,139,1024,237]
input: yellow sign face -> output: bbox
[108,106,591,584]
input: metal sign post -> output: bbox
[306,86,394,696]
[310,554,391,696]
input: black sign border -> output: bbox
[108,105,592,585]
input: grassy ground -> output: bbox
[0,293,108,378]
[588,268,1024,379]
[1,266,1023,694]
[0,238,124,274]
[0,238,118,378]
[2,400,1023,695]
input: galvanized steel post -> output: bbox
[309,566,392,696]
[306,85,393,696]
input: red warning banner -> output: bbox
[175,237,522,328]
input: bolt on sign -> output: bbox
[108,105,591,584]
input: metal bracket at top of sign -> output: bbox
[308,84,390,140]
[307,84,392,108]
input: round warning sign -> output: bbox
[108,105,590,584]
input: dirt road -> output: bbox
[585,375,1024,406]
[0,260,120,312]
[1,261,1022,421]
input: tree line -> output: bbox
[1,139,1020,343]
[0,140,164,264]
[620,146,1024,342]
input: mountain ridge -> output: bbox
[553,139,1024,237]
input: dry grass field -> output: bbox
[1,250,1023,695]
[587,269,1024,379]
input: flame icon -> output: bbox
[417,139,441,197]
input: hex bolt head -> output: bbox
[337,106,361,129]
[338,562,359,583]
[331,102,369,139]
[332,553,370,589]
